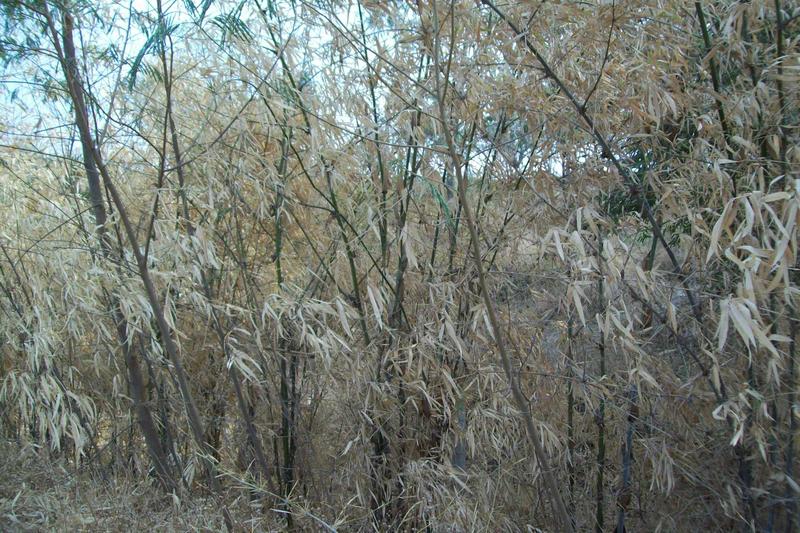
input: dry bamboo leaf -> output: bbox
[367,285,383,330]
[707,200,734,263]
[569,284,586,327]
[552,230,564,261]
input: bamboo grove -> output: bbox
[0,0,798,530]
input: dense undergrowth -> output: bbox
[0,0,798,531]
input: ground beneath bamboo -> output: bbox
[0,440,281,532]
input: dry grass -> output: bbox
[0,441,283,532]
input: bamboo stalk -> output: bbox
[430,3,573,531]
[616,385,638,533]
[595,234,607,533]
[46,4,176,495]
[694,2,737,194]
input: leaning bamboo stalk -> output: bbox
[45,5,176,494]
[47,6,234,528]
[693,1,737,194]
[154,0,276,503]
[430,2,573,531]
[87,119,235,531]
[479,0,704,324]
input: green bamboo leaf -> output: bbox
[127,17,178,89]
[210,12,253,44]
[423,176,455,231]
